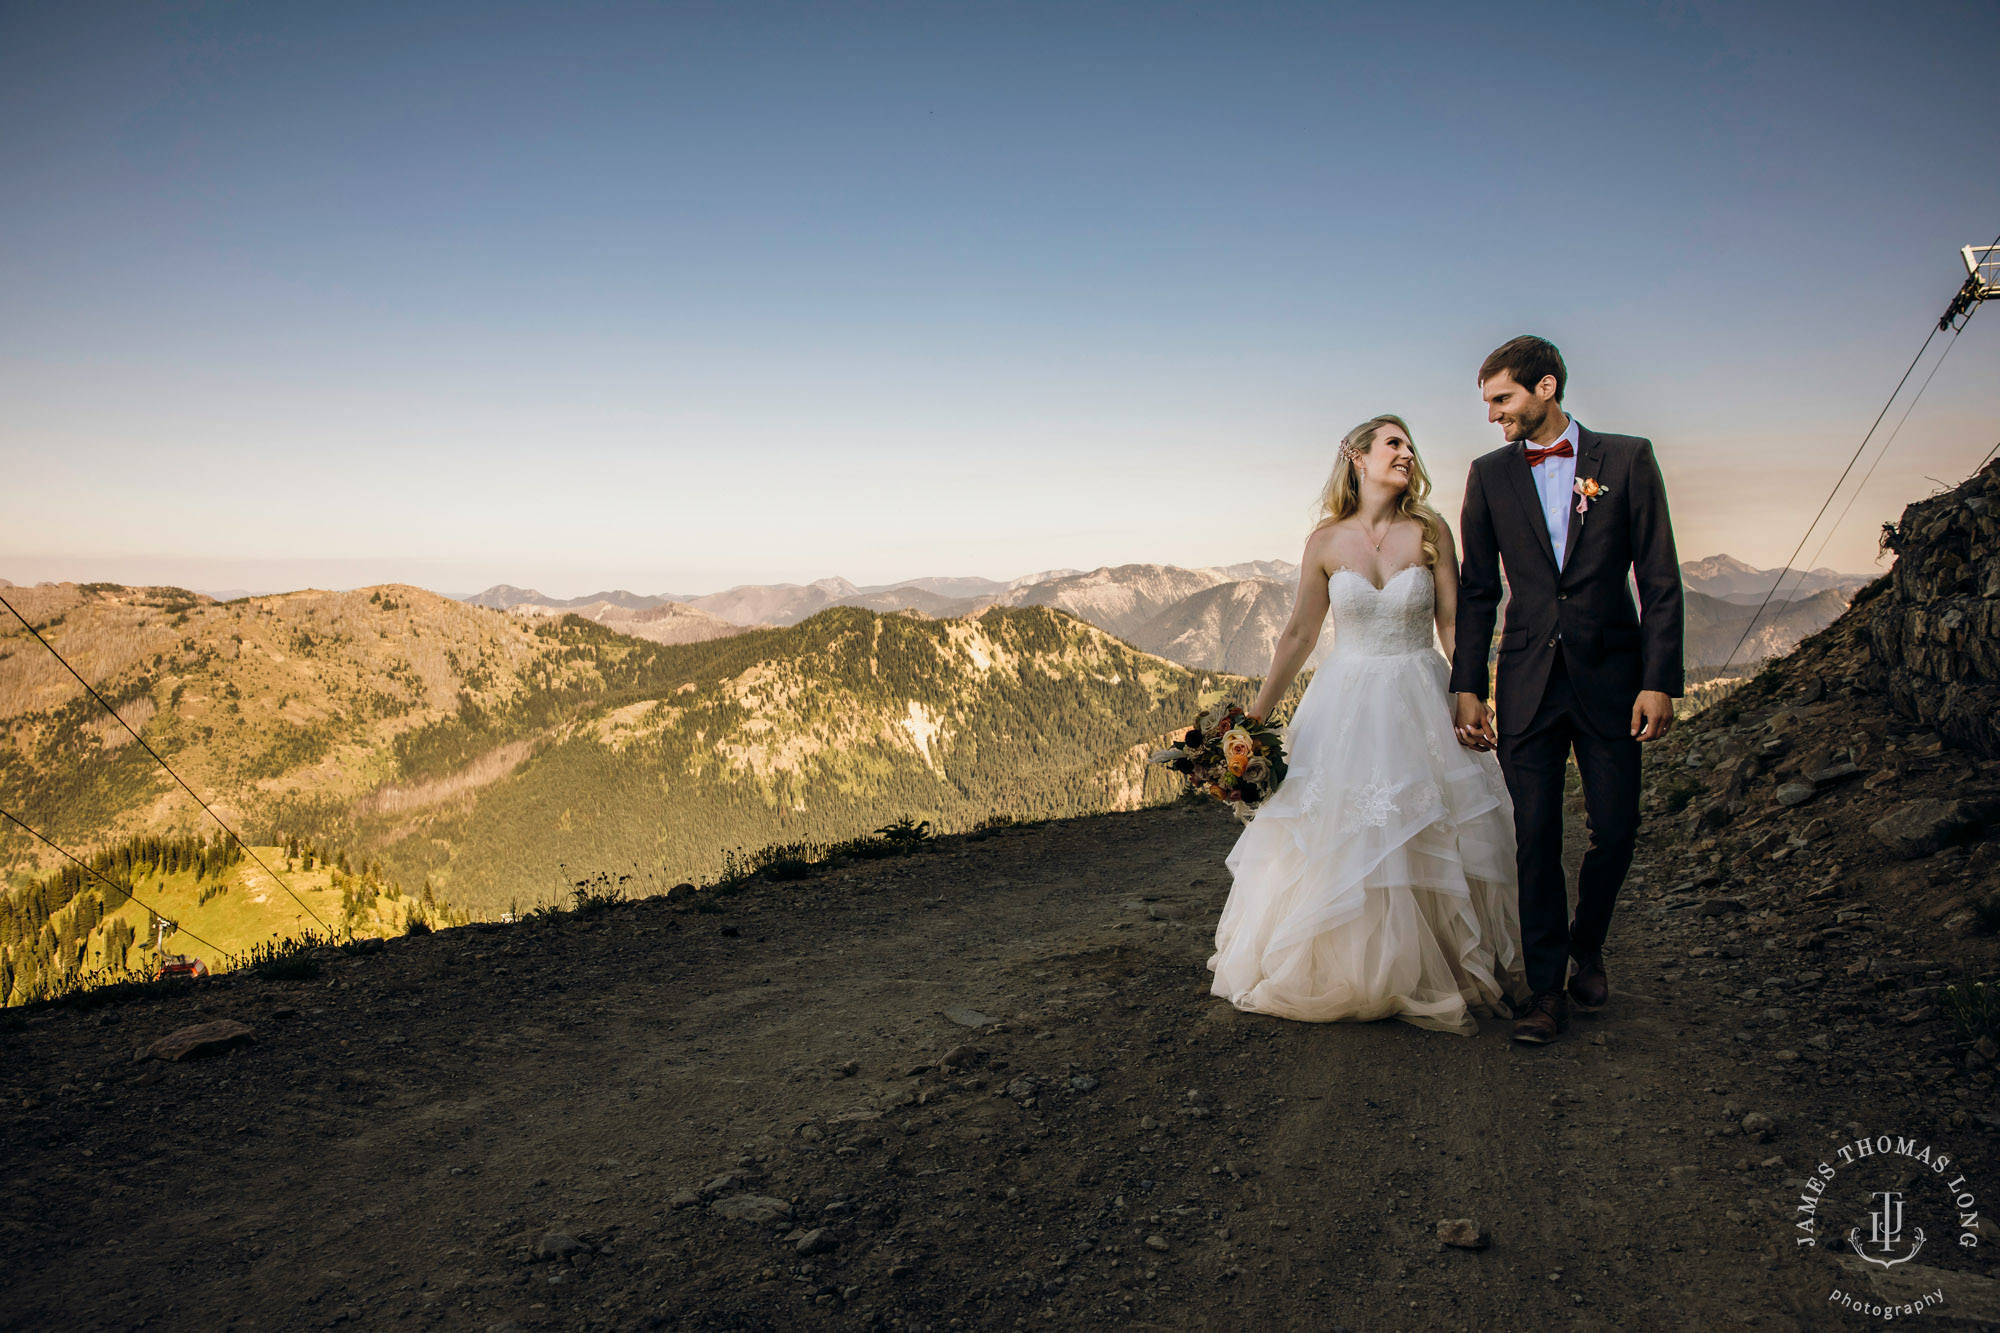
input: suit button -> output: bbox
[1547,638,1557,648]
[1558,593,1568,601]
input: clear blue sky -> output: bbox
[3,1,1996,597]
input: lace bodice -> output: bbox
[1325,565,1438,659]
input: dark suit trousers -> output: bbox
[1496,648,1643,996]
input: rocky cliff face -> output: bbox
[1623,564,2000,1133]
[1632,457,2000,1036]
[1868,460,2000,757]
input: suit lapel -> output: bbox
[1501,443,1560,575]
[1561,426,1605,576]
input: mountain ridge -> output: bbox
[457,554,1868,678]
[0,583,1243,924]
[1680,554,1874,600]
[458,552,1871,618]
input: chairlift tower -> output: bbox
[1940,244,2000,330]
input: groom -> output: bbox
[1449,335,1685,1044]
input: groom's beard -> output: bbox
[1506,402,1553,443]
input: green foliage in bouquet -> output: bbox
[1147,700,1289,820]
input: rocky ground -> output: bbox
[9,580,2000,1331]
[0,792,1996,1331]
[1642,576,2000,1134]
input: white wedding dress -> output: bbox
[1207,563,1532,1035]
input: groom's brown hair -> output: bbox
[1479,335,1567,403]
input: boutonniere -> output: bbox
[1573,477,1611,514]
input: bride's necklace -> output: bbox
[1361,516,1395,552]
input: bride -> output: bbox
[1207,414,1531,1035]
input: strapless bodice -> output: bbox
[1325,565,1438,659]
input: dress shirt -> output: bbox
[1527,415,1581,569]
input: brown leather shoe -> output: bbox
[1511,990,1569,1043]
[1568,953,1608,1011]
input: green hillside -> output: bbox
[0,831,456,1005]
[365,604,1226,914]
[1,583,1246,930]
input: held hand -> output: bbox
[1631,690,1674,742]
[1452,692,1496,752]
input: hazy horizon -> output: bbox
[4,3,1995,594]
[0,546,1878,605]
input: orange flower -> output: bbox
[1572,476,1612,515]
[1222,727,1254,776]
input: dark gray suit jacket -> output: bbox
[1449,425,1685,738]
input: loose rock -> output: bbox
[537,1232,588,1260]
[713,1195,794,1225]
[146,1020,255,1062]
[1437,1219,1489,1250]
[795,1228,838,1256]
[700,1170,748,1198]
[1870,800,1983,859]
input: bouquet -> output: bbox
[1148,700,1288,821]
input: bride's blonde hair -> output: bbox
[1313,413,1446,569]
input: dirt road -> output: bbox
[3,797,1996,1332]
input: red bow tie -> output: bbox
[1524,439,1574,467]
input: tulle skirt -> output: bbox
[1207,648,1532,1035]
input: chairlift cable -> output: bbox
[1712,323,1942,678]
[1795,324,1967,589]
[0,806,233,960]
[1714,227,2000,678]
[0,592,331,930]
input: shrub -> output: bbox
[7,966,190,1012]
[874,816,933,849]
[1659,777,1702,815]
[245,935,325,981]
[570,871,629,915]
[763,856,812,882]
[710,849,757,896]
[828,835,899,861]
[1943,979,2000,1045]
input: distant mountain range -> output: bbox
[508,599,746,646]
[1679,554,1874,604]
[0,547,1876,970]
[0,582,1240,923]
[1684,586,1854,674]
[459,553,1872,677]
